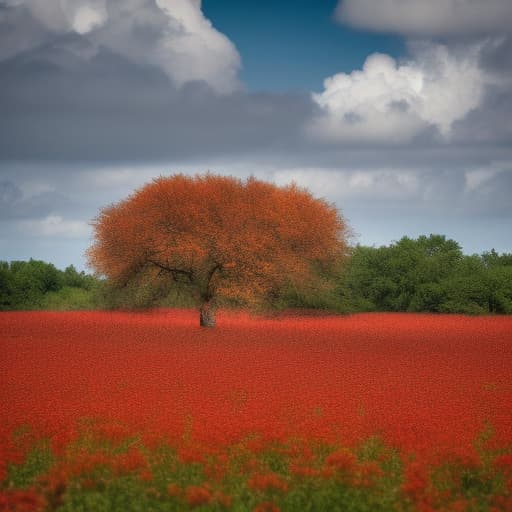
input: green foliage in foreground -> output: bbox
[2,234,512,314]
[2,425,511,511]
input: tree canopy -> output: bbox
[337,235,512,314]
[87,174,350,326]
[0,259,97,311]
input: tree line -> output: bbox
[1,234,511,314]
[336,235,512,315]
[0,260,99,311]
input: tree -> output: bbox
[0,261,14,310]
[8,259,62,309]
[337,235,465,313]
[337,245,393,312]
[87,174,350,327]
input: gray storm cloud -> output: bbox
[2,0,107,34]
[336,0,512,37]
[0,0,241,93]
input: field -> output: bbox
[1,310,512,511]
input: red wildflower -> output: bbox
[74,451,110,474]
[402,462,429,502]
[92,422,130,445]
[494,454,512,474]
[416,503,436,512]
[289,464,319,478]
[114,447,147,474]
[167,483,181,498]
[138,468,153,482]
[320,466,335,479]
[448,499,470,512]
[185,485,213,507]
[491,495,512,511]
[248,473,288,493]
[214,491,233,508]
[0,489,46,512]
[179,447,204,464]
[351,460,384,487]
[325,450,356,472]
[253,502,280,512]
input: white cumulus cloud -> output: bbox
[336,0,512,37]
[308,43,486,144]
[151,0,240,93]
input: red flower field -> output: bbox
[1,310,512,510]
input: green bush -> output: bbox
[39,286,99,311]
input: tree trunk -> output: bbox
[199,302,216,328]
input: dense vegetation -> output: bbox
[1,234,511,314]
[274,234,512,315]
[0,260,99,311]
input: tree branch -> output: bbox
[147,259,194,282]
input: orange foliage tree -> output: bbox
[87,174,350,327]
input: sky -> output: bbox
[0,0,511,271]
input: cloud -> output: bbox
[0,179,71,219]
[152,0,240,93]
[307,43,487,144]
[0,3,50,60]
[336,0,512,37]
[465,163,504,192]
[0,179,23,207]
[273,168,421,202]
[71,2,108,34]
[463,161,512,216]
[1,2,510,159]
[271,163,512,219]
[21,215,91,238]
[0,37,312,160]
[0,0,240,94]
[1,0,108,37]
[480,36,512,77]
